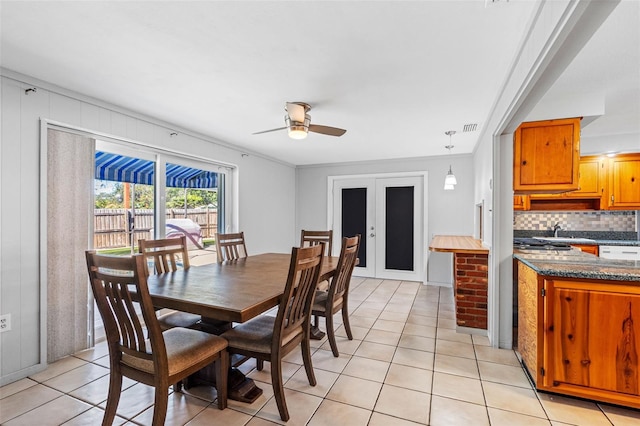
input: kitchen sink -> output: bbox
[533,237,596,243]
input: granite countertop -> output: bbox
[514,249,640,282]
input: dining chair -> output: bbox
[85,251,229,426]
[300,229,333,256]
[312,235,361,357]
[215,232,248,262]
[138,236,200,330]
[221,244,324,421]
[138,235,190,274]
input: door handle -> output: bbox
[370,233,375,237]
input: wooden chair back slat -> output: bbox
[215,232,248,262]
[300,229,333,256]
[138,236,190,274]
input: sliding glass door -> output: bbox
[92,141,227,341]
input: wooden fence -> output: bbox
[94,208,218,249]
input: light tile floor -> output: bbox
[2,278,639,425]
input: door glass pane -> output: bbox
[94,151,155,342]
[164,162,219,266]
[385,186,414,271]
[342,188,367,267]
[94,154,155,254]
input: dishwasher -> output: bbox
[599,245,640,260]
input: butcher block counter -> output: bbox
[429,235,489,254]
[514,250,640,408]
[429,236,489,330]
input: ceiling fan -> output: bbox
[253,102,347,140]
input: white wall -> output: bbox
[295,154,475,258]
[0,74,296,384]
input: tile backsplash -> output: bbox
[514,210,637,232]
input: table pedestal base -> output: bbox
[187,317,263,403]
[185,360,264,403]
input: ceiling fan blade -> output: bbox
[286,102,306,123]
[252,126,287,135]
[308,124,347,137]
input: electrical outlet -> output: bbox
[0,314,11,332]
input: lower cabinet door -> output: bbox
[544,280,640,397]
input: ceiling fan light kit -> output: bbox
[253,102,346,139]
[443,130,457,190]
[285,112,311,140]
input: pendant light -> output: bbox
[444,131,457,190]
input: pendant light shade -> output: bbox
[444,165,457,186]
[443,131,457,189]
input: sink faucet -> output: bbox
[553,222,562,237]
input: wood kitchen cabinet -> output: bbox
[527,155,606,210]
[517,261,640,408]
[608,153,640,210]
[568,155,607,199]
[513,117,581,194]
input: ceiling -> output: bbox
[1,1,638,166]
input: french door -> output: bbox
[331,175,425,281]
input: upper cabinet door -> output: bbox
[569,156,605,197]
[608,154,640,209]
[514,118,581,194]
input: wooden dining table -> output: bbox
[146,252,339,321]
[144,252,340,402]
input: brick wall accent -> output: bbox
[453,253,488,329]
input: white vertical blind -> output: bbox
[47,129,94,361]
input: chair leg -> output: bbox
[103,371,123,426]
[152,387,169,426]
[270,357,289,421]
[174,380,183,392]
[216,351,229,410]
[342,305,353,340]
[302,334,317,386]
[256,359,264,371]
[326,313,340,357]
